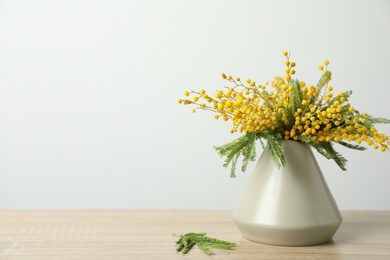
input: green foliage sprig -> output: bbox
[175,232,236,255]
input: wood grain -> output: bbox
[0,210,389,259]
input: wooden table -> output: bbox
[0,211,389,259]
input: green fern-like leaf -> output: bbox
[311,143,332,159]
[312,142,348,170]
[265,135,286,168]
[311,70,332,105]
[342,90,353,99]
[328,90,352,106]
[299,135,316,144]
[291,79,303,110]
[259,138,266,149]
[316,70,332,89]
[241,133,257,172]
[230,152,240,178]
[214,132,258,177]
[366,116,390,124]
[338,141,367,151]
[175,232,236,255]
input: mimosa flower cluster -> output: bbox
[178,52,390,177]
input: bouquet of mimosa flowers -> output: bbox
[178,51,390,177]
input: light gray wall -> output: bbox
[0,0,389,209]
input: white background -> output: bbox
[0,0,389,210]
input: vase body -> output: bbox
[232,140,342,246]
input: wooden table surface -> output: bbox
[0,210,389,259]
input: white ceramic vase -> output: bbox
[232,140,342,246]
